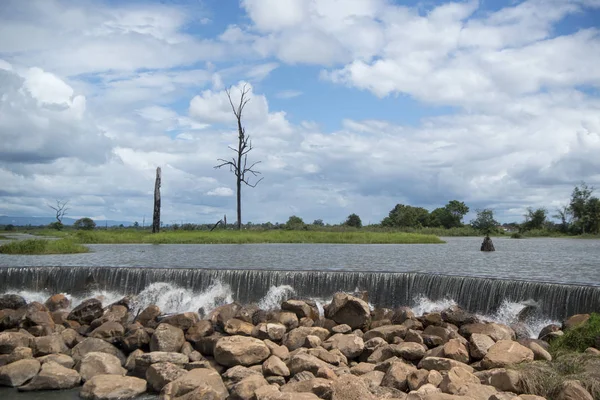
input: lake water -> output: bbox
[1,237,599,286]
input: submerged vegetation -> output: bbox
[0,239,89,255]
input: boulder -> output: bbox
[68,299,104,325]
[423,326,452,343]
[160,312,200,331]
[443,339,469,364]
[33,334,69,356]
[0,294,27,310]
[282,300,319,321]
[150,323,185,353]
[556,380,594,400]
[363,325,407,343]
[185,320,214,343]
[331,373,377,400]
[230,374,270,400]
[264,339,289,360]
[563,314,590,330]
[37,353,75,368]
[476,368,521,393]
[0,358,40,387]
[0,331,32,354]
[209,302,243,330]
[132,352,188,378]
[45,294,70,312]
[288,353,334,376]
[441,306,478,326]
[323,333,364,359]
[281,377,333,399]
[61,328,82,348]
[89,321,125,343]
[394,342,428,362]
[160,368,228,400]
[439,366,479,394]
[145,361,187,392]
[71,338,126,366]
[460,323,515,341]
[135,305,161,328]
[277,312,299,331]
[121,327,150,352]
[283,327,330,351]
[222,365,262,391]
[419,357,474,373]
[80,374,147,400]
[0,347,32,367]
[18,360,81,391]
[482,340,534,369]
[469,333,495,360]
[381,361,417,391]
[263,355,290,377]
[325,293,371,330]
[77,352,126,382]
[225,318,255,336]
[214,335,270,367]
[527,341,552,361]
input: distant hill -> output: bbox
[0,216,132,227]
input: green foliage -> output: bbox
[4,224,15,231]
[285,215,306,230]
[48,221,64,231]
[344,213,362,228]
[510,232,523,239]
[471,209,499,235]
[569,182,600,234]
[382,204,430,228]
[73,217,96,230]
[133,221,140,228]
[62,229,444,244]
[312,219,324,227]
[550,313,600,354]
[522,207,548,231]
[0,239,88,254]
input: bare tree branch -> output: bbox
[214,84,263,230]
[47,199,69,223]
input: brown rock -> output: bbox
[476,368,521,393]
[45,294,71,312]
[381,361,417,391]
[282,327,330,351]
[263,355,289,377]
[80,374,147,400]
[419,357,474,373]
[18,360,81,391]
[323,333,364,359]
[150,323,185,353]
[563,314,590,330]
[443,339,469,364]
[331,373,376,400]
[68,299,103,325]
[556,380,593,400]
[282,300,319,321]
[225,318,255,336]
[439,366,479,394]
[185,320,214,343]
[0,358,40,387]
[71,338,126,366]
[145,361,187,392]
[77,352,126,382]
[482,340,534,369]
[214,335,270,367]
[469,333,495,360]
[460,322,515,341]
[363,325,407,343]
[160,312,200,331]
[0,347,32,367]
[38,353,75,368]
[135,305,161,328]
[325,293,371,330]
[281,377,333,399]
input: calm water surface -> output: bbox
[1,237,599,286]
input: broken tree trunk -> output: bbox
[152,167,161,234]
[481,235,495,252]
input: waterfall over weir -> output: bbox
[0,266,598,320]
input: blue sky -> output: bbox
[1,0,600,225]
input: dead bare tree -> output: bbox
[214,84,263,230]
[48,200,69,224]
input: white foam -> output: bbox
[258,285,295,310]
[411,295,457,316]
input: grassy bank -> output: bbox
[45,229,444,244]
[0,239,89,255]
[0,235,10,240]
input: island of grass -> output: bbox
[40,229,444,245]
[0,239,89,255]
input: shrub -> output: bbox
[48,221,64,231]
[550,313,600,354]
[511,232,523,239]
[74,217,96,230]
[0,239,88,254]
[345,213,362,229]
[4,224,15,231]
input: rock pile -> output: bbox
[0,292,596,399]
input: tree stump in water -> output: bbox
[481,235,495,252]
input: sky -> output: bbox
[1,0,600,226]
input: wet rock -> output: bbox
[68,299,103,325]
[60,328,82,348]
[18,361,81,391]
[44,294,70,312]
[0,294,27,310]
[323,333,364,359]
[160,312,200,332]
[209,302,243,330]
[80,374,147,400]
[135,305,160,328]
[0,358,41,387]
[214,335,270,367]
[90,305,128,330]
[564,314,590,330]
[194,332,224,356]
[441,306,478,326]
[120,326,150,352]
[443,339,469,364]
[150,323,185,353]
[460,322,515,341]
[325,293,371,330]
[145,361,187,392]
[77,352,126,382]
[538,324,561,340]
[0,309,20,330]
[277,312,299,331]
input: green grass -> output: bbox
[50,229,444,244]
[0,239,89,255]
[514,354,600,399]
[0,235,10,240]
[550,313,600,354]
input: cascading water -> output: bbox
[1,266,599,323]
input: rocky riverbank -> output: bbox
[0,292,598,400]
